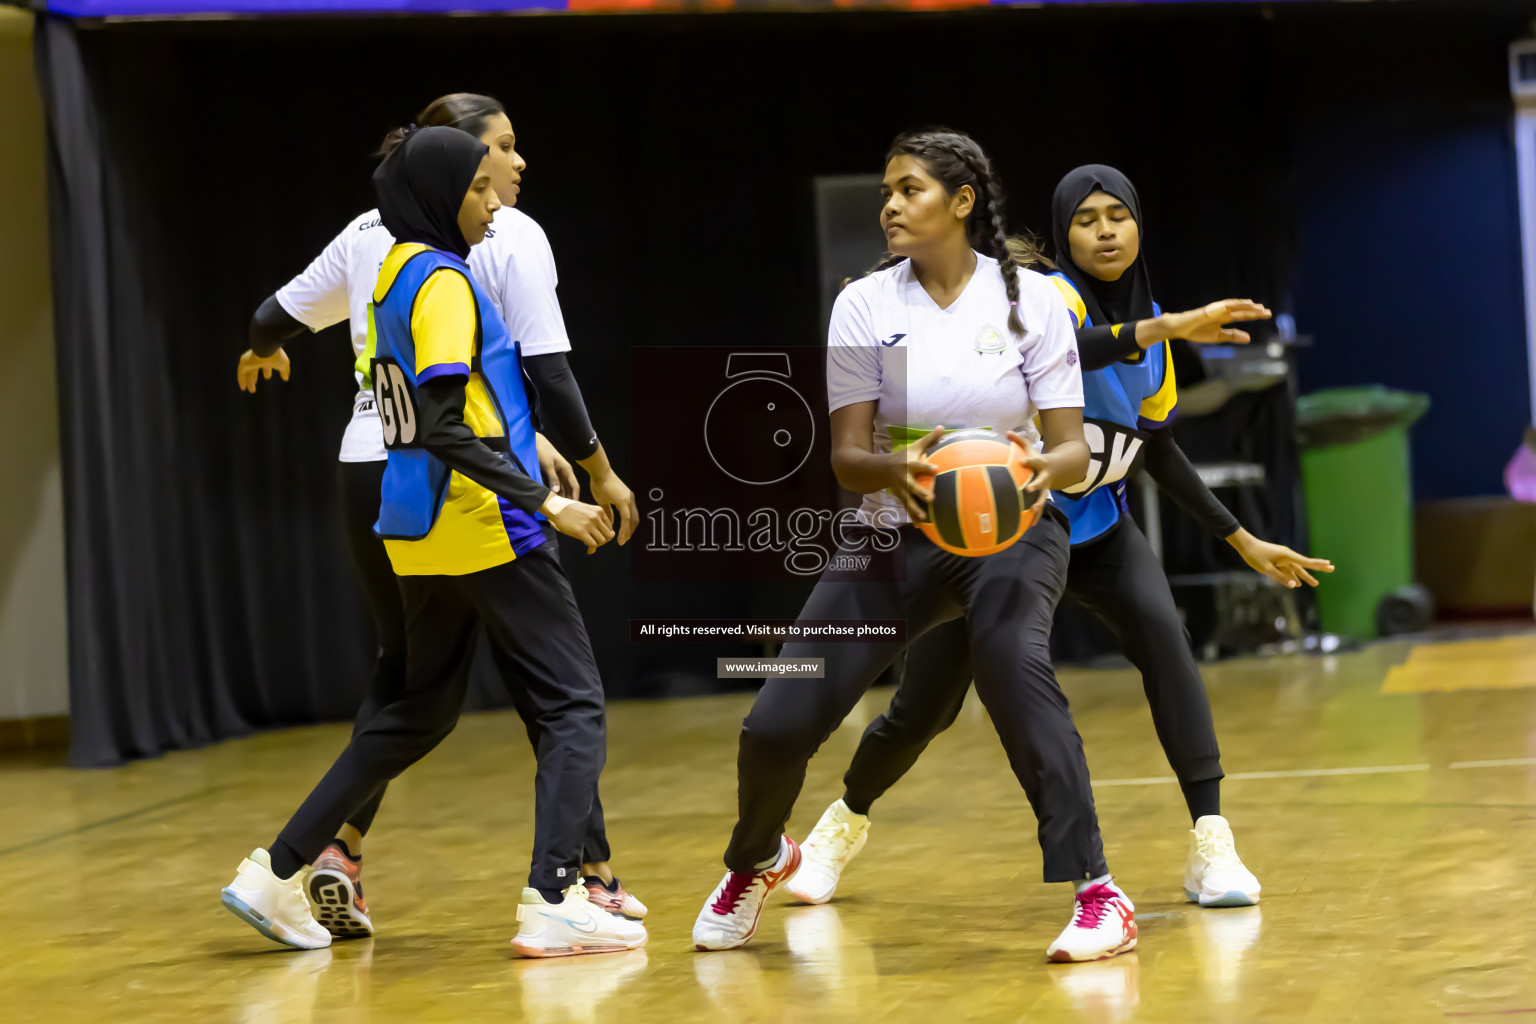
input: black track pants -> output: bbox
[338,462,611,863]
[335,460,406,836]
[843,518,1223,816]
[277,542,607,890]
[724,510,1109,883]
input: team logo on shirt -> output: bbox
[974,325,1006,355]
[880,333,906,347]
[1056,417,1148,498]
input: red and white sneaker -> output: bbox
[1047,881,1137,963]
[307,842,373,939]
[692,836,802,952]
[584,876,649,920]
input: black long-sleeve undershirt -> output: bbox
[1077,322,1144,372]
[250,295,307,358]
[523,353,599,461]
[1140,427,1241,540]
[417,377,550,516]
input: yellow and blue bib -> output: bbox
[1047,272,1177,545]
[368,243,546,576]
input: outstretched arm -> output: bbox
[1141,428,1333,588]
[1139,427,1240,540]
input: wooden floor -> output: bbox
[8,631,1536,1023]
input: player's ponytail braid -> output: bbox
[885,128,1029,336]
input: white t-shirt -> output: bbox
[274,206,573,462]
[826,253,1083,527]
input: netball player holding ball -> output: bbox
[235,94,646,940]
[223,126,642,957]
[786,165,1333,915]
[692,129,1138,964]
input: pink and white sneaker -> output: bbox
[692,837,802,951]
[584,877,649,920]
[1046,881,1137,963]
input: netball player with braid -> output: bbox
[234,95,645,940]
[693,129,1138,964]
[785,164,1333,912]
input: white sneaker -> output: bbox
[221,848,333,950]
[1046,881,1137,963]
[693,836,802,951]
[785,800,869,905]
[511,885,648,958]
[1184,815,1261,907]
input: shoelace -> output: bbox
[809,821,857,861]
[286,875,313,916]
[1072,884,1116,930]
[1198,829,1239,867]
[710,870,762,916]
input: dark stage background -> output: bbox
[36,0,1536,764]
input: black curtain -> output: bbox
[36,17,380,766]
[50,3,1452,765]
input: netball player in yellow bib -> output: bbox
[223,127,642,957]
[235,94,647,937]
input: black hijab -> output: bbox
[373,125,489,261]
[1050,164,1156,327]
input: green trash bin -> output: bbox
[1296,387,1431,640]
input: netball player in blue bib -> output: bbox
[222,127,644,957]
[784,165,1333,913]
[235,94,647,936]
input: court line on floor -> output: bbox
[1449,758,1536,769]
[1443,1009,1536,1018]
[1093,764,1430,787]
[0,785,225,858]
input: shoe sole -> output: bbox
[695,840,804,951]
[511,934,647,958]
[1048,936,1137,963]
[309,869,374,939]
[784,882,834,906]
[1185,888,1260,908]
[221,888,330,950]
